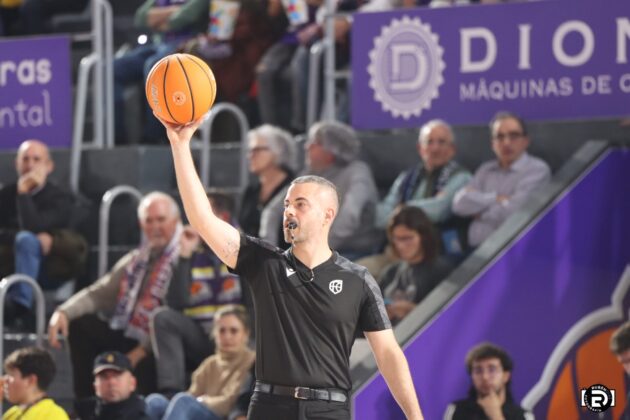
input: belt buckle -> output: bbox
[294,387,310,400]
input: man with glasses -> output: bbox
[444,342,533,420]
[452,111,551,248]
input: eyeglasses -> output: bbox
[493,131,524,142]
[420,137,450,147]
[218,327,241,335]
[247,146,270,155]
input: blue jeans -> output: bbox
[145,392,222,420]
[114,42,179,144]
[9,231,43,308]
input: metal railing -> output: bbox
[70,0,114,193]
[198,103,250,193]
[98,185,142,277]
[307,41,326,129]
[0,274,46,413]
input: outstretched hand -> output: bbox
[154,112,206,146]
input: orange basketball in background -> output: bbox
[145,53,217,125]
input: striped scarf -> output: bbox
[110,224,182,344]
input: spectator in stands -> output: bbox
[0,139,87,330]
[46,191,185,413]
[444,342,532,420]
[379,206,452,325]
[255,0,323,132]
[0,346,69,419]
[610,321,630,420]
[151,192,243,395]
[452,111,551,247]
[145,305,255,420]
[301,121,380,259]
[87,351,151,420]
[238,125,296,248]
[178,0,277,123]
[114,0,208,144]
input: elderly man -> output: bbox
[377,120,471,227]
[453,112,551,247]
[0,139,86,327]
[301,121,380,259]
[47,191,186,413]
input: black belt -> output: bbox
[254,381,348,403]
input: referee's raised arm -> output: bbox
[157,114,241,269]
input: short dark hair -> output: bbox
[387,205,439,263]
[207,191,235,216]
[489,111,528,137]
[611,321,630,355]
[4,347,56,391]
[466,342,514,374]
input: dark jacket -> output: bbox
[92,394,150,420]
[447,397,531,420]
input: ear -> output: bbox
[46,158,55,175]
[502,370,511,386]
[130,374,137,392]
[324,207,336,225]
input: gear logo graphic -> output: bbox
[368,16,445,119]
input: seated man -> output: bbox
[1,346,69,419]
[151,192,243,394]
[301,121,380,259]
[114,0,207,144]
[85,351,151,420]
[47,191,185,411]
[452,112,551,248]
[444,342,533,420]
[0,139,87,326]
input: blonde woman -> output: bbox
[146,306,254,420]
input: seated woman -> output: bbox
[380,205,453,325]
[238,124,296,248]
[145,305,255,420]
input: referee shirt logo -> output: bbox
[329,280,343,295]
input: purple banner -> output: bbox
[351,0,630,129]
[0,36,72,149]
[353,150,630,419]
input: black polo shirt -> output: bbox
[232,233,391,391]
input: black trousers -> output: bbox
[248,391,350,420]
[68,314,156,399]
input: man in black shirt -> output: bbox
[444,342,532,420]
[0,140,86,325]
[160,117,424,419]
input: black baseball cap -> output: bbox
[93,351,132,375]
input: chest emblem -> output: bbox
[329,279,343,295]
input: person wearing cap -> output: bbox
[87,351,151,420]
[301,121,380,259]
[0,346,69,420]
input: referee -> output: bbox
[160,117,424,420]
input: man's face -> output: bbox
[3,368,33,405]
[418,125,455,171]
[94,369,136,403]
[139,199,179,250]
[470,357,510,398]
[491,117,529,168]
[283,182,335,244]
[616,348,630,375]
[15,140,53,178]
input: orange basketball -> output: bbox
[145,53,217,125]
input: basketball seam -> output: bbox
[186,55,215,112]
[162,58,181,125]
[176,55,195,122]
